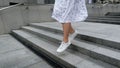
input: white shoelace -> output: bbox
[59,42,65,49]
[59,42,69,49]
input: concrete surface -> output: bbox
[0,34,52,68]
[31,22,120,42]
[0,5,55,35]
[12,29,117,68]
[21,24,120,67]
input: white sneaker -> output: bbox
[57,40,71,53]
[69,30,78,41]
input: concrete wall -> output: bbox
[0,4,55,35]
[0,15,5,35]
[0,4,120,35]
[87,4,120,16]
[28,5,55,23]
[0,6,27,34]
[0,0,28,6]
[37,0,44,4]
[27,0,38,4]
[27,4,120,20]
[0,0,45,6]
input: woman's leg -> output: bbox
[69,23,75,34]
[62,23,71,43]
[62,23,75,42]
[57,22,71,52]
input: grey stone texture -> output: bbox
[21,22,120,67]
[0,34,52,68]
[11,22,120,68]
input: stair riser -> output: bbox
[29,24,63,35]
[11,31,75,68]
[22,28,120,67]
[30,24,120,50]
[87,18,120,21]
[87,17,120,18]
[70,44,120,67]
[77,35,120,50]
[85,19,119,22]
[90,51,120,67]
[85,20,120,24]
[22,28,61,44]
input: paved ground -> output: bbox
[37,22,120,42]
[0,34,52,68]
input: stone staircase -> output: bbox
[11,22,120,68]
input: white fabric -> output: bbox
[52,0,88,23]
[88,0,92,4]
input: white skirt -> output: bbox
[52,0,88,23]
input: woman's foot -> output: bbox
[57,40,71,52]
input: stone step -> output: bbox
[29,23,120,50]
[87,17,120,21]
[0,34,53,68]
[85,19,120,24]
[105,12,120,16]
[11,30,117,68]
[87,16,120,18]
[21,26,120,67]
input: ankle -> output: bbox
[63,39,68,43]
[70,30,75,34]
